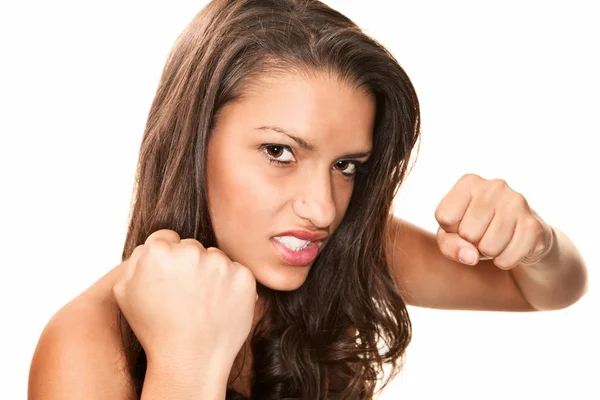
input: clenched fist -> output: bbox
[112,229,257,369]
[435,174,554,269]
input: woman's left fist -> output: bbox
[434,173,554,270]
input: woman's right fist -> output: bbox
[112,229,257,367]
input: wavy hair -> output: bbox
[117,0,421,398]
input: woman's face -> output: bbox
[207,72,375,291]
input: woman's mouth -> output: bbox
[271,236,321,266]
[274,235,311,250]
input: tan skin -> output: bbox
[28,72,587,399]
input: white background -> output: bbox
[1,1,598,399]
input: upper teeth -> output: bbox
[275,236,311,251]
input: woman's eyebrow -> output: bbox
[342,150,371,159]
[255,125,316,151]
[255,125,371,159]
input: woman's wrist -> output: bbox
[145,338,237,370]
[143,354,231,400]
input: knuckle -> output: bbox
[126,244,145,262]
[460,173,478,183]
[434,208,454,226]
[205,246,223,255]
[180,243,203,264]
[512,192,529,209]
[204,248,230,268]
[181,238,206,249]
[434,207,444,222]
[492,178,507,187]
[207,247,226,261]
[146,239,171,256]
[491,178,508,191]
[522,216,541,234]
[145,229,180,243]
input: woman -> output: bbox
[28,0,588,399]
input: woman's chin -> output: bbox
[253,264,311,291]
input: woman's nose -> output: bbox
[293,172,337,229]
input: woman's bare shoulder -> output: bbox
[28,263,135,400]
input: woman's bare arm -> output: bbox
[28,299,134,399]
[387,217,587,311]
[507,226,588,311]
[28,263,233,400]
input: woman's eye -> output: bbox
[333,160,358,176]
[261,144,295,164]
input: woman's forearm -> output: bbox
[510,226,588,311]
[141,356,230,400]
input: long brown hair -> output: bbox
[118,0,421,398]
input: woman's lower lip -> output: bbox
[271,239,319,266]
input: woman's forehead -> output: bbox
[219,72,376,137]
